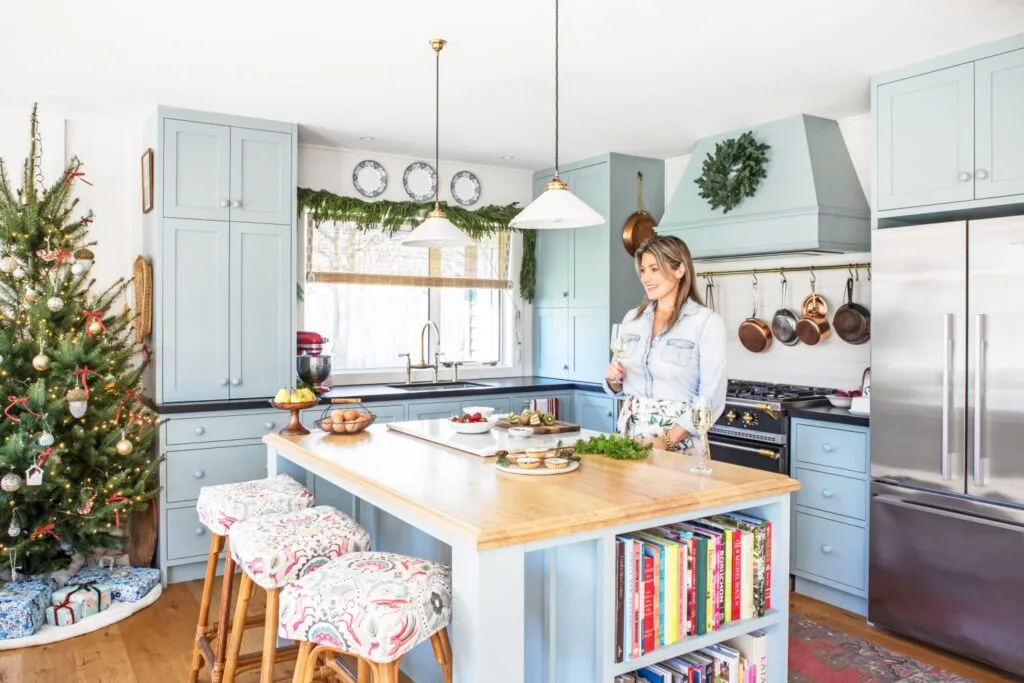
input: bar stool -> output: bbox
[189,473,315,683]
[223,505,372,683]
[279,551,453,683]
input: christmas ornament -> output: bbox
[0,256,15,274]
[24,465,42,486]
[115,434,133,456]
[0,354,5,365]
[71,262,85,276]
[67,388,88,418]
[1,472,23,492]
[38,431,54,447]
[104,374,117,391]
[12,267,25,279]
[7,520,20,537]
[46,296,64,312]
[74,248,94,272]
[32,352,50,371]
[24,287,38,302]
[82,310,106,336]
[78,488,96,515]
[87,318,104,336]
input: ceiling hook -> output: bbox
[848,265,855,281]
[809,266,816,287]
[779,269,787,285]
[752,272,758,287]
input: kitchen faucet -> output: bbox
[398,321,442,383]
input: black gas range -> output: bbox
[706,380,834,474]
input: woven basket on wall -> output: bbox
[132,255,153,343]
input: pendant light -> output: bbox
[402,39,473,248]
[509,0,603,230]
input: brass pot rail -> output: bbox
[697,262,871,280]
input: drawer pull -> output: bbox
[822,443,833,452]
[195,527,205,536]
[265,422,274,430]
[821,489,833,498]
[194,470,205,479]
[821,544,833,555]
[195,427,205,435]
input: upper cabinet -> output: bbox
[145,107,297,405]
[873,35,1024,219]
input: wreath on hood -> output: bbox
[694,131,770,213]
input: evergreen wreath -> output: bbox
[693,131,771,213]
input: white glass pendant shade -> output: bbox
[509,177,604,229]
[401,209,473,248]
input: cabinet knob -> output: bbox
[195,527,205,536]
[606,410,613,417]
[195,427,205,435]
[821,488,833,498]
[231,200,242,208]
[220,200,229,207]
[562,291,568,297]
[975,169,989,180]
[562,364,569,371]
[231,378,241,386]
[265,422,274,429]
[821,443,833,452]
[821,544,833,555]
[220,378,229,387]
[194,470,205,479]
[959,171,973,182]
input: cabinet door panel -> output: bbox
[229,222,291,399]
[534,230,571,308]
[574,393,617,433]
[161,219,230,402]
[568,163,609,308]
[570,308,609,384]
[230,127,293,224]
[407,400,462,421]
[876,64,975,210]
[163,120,231,221]
[975,48,1024,199]
[534,308,569,379]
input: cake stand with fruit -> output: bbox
[314,398,376,435]
[270,387,319,436]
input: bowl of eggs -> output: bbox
[315,401,376,434]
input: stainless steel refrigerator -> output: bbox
[870,215,1024,678]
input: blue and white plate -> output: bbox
[352,160,388,198]
[403,162,437,201]
[450,170,481,206]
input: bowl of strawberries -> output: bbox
[447,411,498,434]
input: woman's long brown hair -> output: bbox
[631,235,703,331]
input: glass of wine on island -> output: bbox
[690,395,714,474]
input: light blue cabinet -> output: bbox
[407,400,464,421]
[535,230,571,309]
[573,392,617,433]
[230,127,293,224]
[567,165,610,308]
[873,37,1024,219]
[570,308,609,382]
[790,417,870,616]
[534,308,569,379]
[163,119,231,221]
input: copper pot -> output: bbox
[797,291,831,345]
[833,275,870,344]
[621,171,657,256]
[738,277,773,353]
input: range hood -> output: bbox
[659,114,870,260]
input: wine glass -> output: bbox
[610,324,625,358]
[690,395,714,474]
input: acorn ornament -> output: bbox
[66,388,88,418]
[74,248,94,272]
[115,433,133,456]
[71,263,84,276]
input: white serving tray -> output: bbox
[386,419,605,458]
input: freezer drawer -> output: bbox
[868,483,1024,677]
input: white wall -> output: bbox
[663,114,873,391]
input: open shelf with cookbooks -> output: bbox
[610,512,777,682]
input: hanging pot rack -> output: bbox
[697,262,871,281]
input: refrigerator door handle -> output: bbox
[874,493,1024,532]
[974,313,985,487]
[941,313,953,480]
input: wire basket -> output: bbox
[314,398,376,435]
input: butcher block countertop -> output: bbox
[264,424,801,550]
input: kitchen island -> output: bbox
[265,423,800,683]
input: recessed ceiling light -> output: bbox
[501,155,515,160]
[360,136,375,141]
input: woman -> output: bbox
[603,235,727,452]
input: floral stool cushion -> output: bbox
[229,506,371,589]
[196,473,314,536]
[277,552,452,664]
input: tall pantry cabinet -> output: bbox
[142,107,298,584]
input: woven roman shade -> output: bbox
[306,221,510,289]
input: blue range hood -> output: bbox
[659,114,870,259]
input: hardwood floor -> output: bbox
[0,579,1016,682]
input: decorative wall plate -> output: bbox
[352,160,388,198]
[450,170,481,206]
[403,161,437,201]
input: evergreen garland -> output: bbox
[693,131,771,213]
[297,188,536,302]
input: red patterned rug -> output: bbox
[789,614,975,682]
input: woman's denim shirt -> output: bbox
[603,298,728,435]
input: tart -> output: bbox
[516,457,541,469]
[544,457,569,469]
[525,447,551,460]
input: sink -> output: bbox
[386,381,488,391]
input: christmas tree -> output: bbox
[0,105,159,576]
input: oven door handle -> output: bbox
[707,440,781,460]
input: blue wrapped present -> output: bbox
[0,578,57,639]
[51,581,112,618]
[68,566,159,603]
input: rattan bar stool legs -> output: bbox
[290,629,452,683]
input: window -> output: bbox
[303,220,513,374]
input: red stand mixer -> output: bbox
[296,331,332,393]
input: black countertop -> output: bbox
[788,404,870,428]
[156,376,607,414]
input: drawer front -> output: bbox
[166,444,268,503]
[794,511,866,590]
[795,467,867,521]
[165,411,282,445]
[364,402,407,425]
[166,506,213,560]
[407,400,462,421]
[793,422,868,473]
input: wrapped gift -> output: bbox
[45,597,84,626]
[68,566,159,603]
[51,581,111,618]
[0,578,56,639]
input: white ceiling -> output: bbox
[4,0,1024,170]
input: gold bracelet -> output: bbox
[660,432,675,450]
